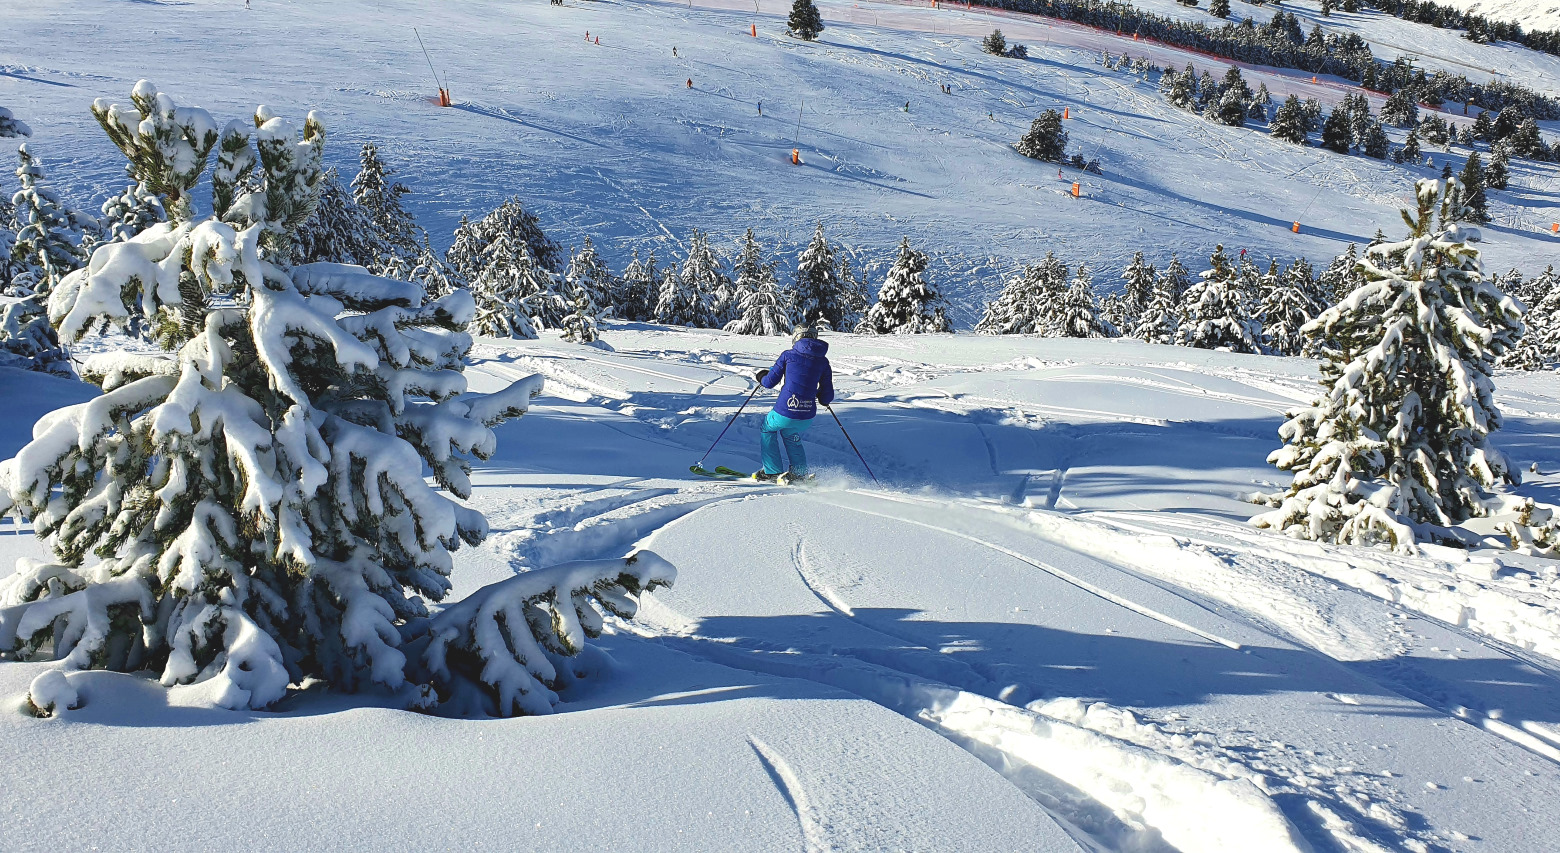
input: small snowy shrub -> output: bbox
[25,670,79,717]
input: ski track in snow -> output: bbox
[747,737,831,853]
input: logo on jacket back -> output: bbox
[788,394,815,412]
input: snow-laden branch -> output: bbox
[418,551,677,716]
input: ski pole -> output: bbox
[696,383,763,469]
[826,404,878,485]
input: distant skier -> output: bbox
[751,326,834,483]
[673,46,678,56]
[758,101,763,115]
[687,78,694,89]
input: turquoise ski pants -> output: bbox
[760,410,813,475]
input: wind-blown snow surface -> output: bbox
[8,328,1560,851]
[4,0,1560,325]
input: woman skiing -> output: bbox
[752,326,834,483]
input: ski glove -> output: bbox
[754,368,769,382]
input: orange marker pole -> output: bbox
[1071,181,1080,198]
[792,149,800,165]
[1292,221,1301,233]
[752,24,757,36]
[1063,106,1069,119]
[1552,223,1559,234]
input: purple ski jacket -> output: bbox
[761,338,835,420]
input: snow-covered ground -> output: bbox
[7,327,1560,852]
[4,0,1560,326]
[8,0,1560,850]
[1439,0,1560,34]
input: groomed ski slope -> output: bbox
[7,328,1560,852]
[4,0,1560,326]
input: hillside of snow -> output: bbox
[8,328,1560,852]
[4,0,1560,325]
[1440,0,1560,34]
[8,0,1560,851]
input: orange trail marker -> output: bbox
[1063,106,1070,119]
[752,23,757,36]
[792,148,801,165]
[1292,221,1301,234]
[1071,181,1080,198]
[1552,223,1559,234]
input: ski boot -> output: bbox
[778,470,816,486]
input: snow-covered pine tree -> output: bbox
[1210,0,1231,18]
[0,298,71,376]
[1531,267,1560,366]
[1209,67,1248,127]
[8,144,90,296]
[1160,252,1193,302]
[1362,122,1390,159]
[1175,244,1263,352]
[0,81,656,715]
[1017,110,1068,163]
[351,142,424,270]
[99,179,166,244]
[1258,260,1323,356]
[789,0,824,40]
[1458,152,1490,223]
[0,106,31,139]
[662,229,724,328]
[1487,142,1509,191]
[1168,65,1197,111]
[293,167,375,265]
[1400,126,1421,163]
[404,245,464,299]
[1237,252,1265,300]
[1382,87,1419,127]
[837,254,869,330]
[1321,107,1353,153]
[0,193,13,293]
[560,283,601,344]
[1318,243,1364,303]
[1249,83,1272,122]
[793,223,844,330]
[1252,178,1552,554]
[445,198,563,283]
[486,229,568,329]
[1061,263,1111,337]
[857,238,949,334]
[983,29,1008,55]
[1099,292,1130,334]
[977,262,1049,335]
[471,241,548,339]
[1132,270,1181,344]
[614,248,657,322]
[564,236,615,315]
[1196,71,1219,113]
[725,230,792,336]
[1346,94,1374,150]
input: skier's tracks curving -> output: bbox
[825,491,1244,651]
[747,737,830,853]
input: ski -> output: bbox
[690,463,754,481]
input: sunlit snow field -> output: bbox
[6,0,1560,851]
